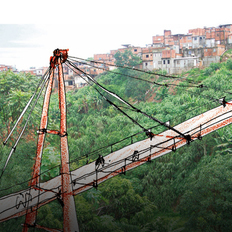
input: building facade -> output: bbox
[2,24,232,89]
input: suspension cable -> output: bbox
[66,59,191,141]
[3,68,51,145]
[69,55,180,79]
[0,68,52,181]
[65,62,147,131]
[68,57,205,89]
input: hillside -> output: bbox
[1,58,232,231]
[221,49,232,63]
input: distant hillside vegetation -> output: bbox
[1,57,232,231]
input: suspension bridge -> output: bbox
[0,49,232,232]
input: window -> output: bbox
[146,55,149,58]
[163,60,166,64]
[134,49,137,52]
[145,63,148,66]
[167,60,170,64]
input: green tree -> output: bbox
[114,49,141,69]
[124,78,150,101]
[178,154,232,232]
[0,70,39,137]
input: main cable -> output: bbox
[3,68,51,145]
[66,59,191,141]
[0,68,52,181]
[68,57,205,89]
[65,62,147,131]
[69,56,180,79]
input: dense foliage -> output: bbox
[1,53,232,231]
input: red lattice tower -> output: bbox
[23,49,79,232]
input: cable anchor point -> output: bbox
[50,48,69,68]
[145,129,154,140]
[185,134,192,145]
[172,138,176,152]
[219,97,227,107]
[198,124,202,140]
[93,180,98,189]
[95,155,105,170]
[132,150,139,162]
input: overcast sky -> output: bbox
[0,0,231,70]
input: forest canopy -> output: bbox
[1,53,232,231]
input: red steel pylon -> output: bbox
[23,49,79,232]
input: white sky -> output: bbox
[0,0,231,70]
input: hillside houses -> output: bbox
[145,24,232,73]
[0,64,16,72]
[92,24,232,75]
[1,24,232,88]
[20,67,48,76]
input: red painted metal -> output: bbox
[50,49,69,68]
[57,56,79,232]
[23,68,54,232]
[23,49,78,232]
